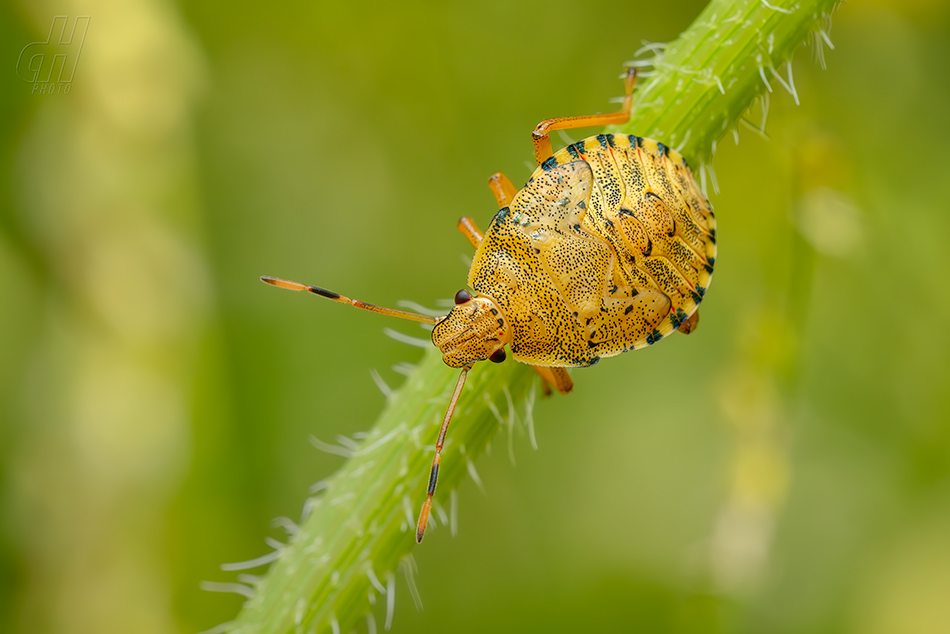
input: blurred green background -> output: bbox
[2,0,950,633]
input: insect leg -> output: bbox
[531,366,574,394]
[456,172,515,249]
[488,172,518,208]
[676,310,700,334]
[457,217,484,249]
[416,365,472,543]
[531,68,637,164]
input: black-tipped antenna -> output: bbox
[416,364,471,543]
[261,275,440,325]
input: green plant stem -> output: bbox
[227,347,536,634]
[609,0,838,164]
[229,1,838,632]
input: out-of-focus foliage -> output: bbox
[1,1,948,633]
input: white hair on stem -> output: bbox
[310,435,353,458]
[739,117,770,141]
[220,549,282,572]
[433,498,449,527]
[370,369,394,399]
[556,130,576,146]
[264,536,285,550]
[714,74,725,95]
[385,572,396,631]
[785,60,800,105]
[391,361,417,377]
[674,128,692,154]
[483,392,505,428]
[524,381,538,450]
[758,59,773,93]
[465,456,486,494]
[383,328,430,348]
[706,162,721,196]
[768,61,798,105]
[625,58,656,68]
[335,434,360,452]
[395,300,444,318]
[270,516,299,536]
[300,496,323,522]
[633,40,666,56]
[759,0,794,15]
[236,574,261,587]
[401,495,416,531]
[199,581,255,599]
[401,555,424,611]
[367,565,387,595]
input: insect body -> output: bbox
[457,134,715,369]
[262,68,716,543]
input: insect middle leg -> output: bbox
[532,67,637,165]
[457,172,517,249]
[488,172,518,207]
[457,210,574,395]
[457,217,484,249]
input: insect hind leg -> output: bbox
[532,366,573,394]
[531,68,637,164]
[677,310,699,334]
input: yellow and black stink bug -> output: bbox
[262,68,716,543]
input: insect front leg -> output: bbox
[531,67,637,164]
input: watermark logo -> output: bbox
[17,16,90,95]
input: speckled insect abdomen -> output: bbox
[469,132,716,367]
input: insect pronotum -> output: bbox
[263,68,716,543]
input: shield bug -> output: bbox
[262,68,716,543]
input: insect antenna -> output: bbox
[260,276,441,325]
[416,364,471,543]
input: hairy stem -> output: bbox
[225,347,534,634]
[609,0,839,165]
[226,1,839,632]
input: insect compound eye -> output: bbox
[488,348,507,364]
[454,289,472,305]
